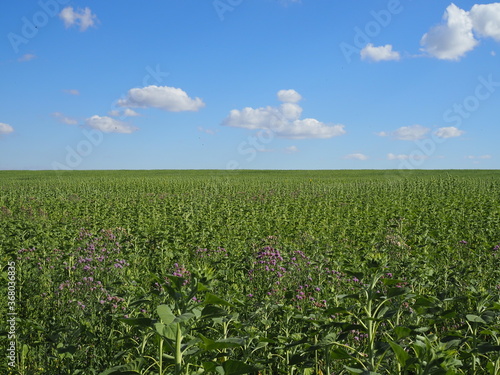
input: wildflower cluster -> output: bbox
[17,229,130,315]
[247,244,325,309]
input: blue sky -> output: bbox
[1,0,499,170]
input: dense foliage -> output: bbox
[1,170,499,374]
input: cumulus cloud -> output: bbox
[222,90,346,140]
[421,3,500,60]
[277,89,302,103]
[360,44,400,62]
[470,3,500,41]
[59,7,98,31]
[434,126,465,138]
[421,4,477,60]
[52,112,78,125]
[0,123,14,135]
[378,124,430,141]
[343,153,368,160]
[117,85,205,112]
[85,115,137,134]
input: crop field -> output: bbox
[1,170,500,375]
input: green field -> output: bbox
[1,170,500,374]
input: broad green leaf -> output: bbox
[387,287,407,298]
[172,312,195,324]
[389,341,409,367]
[343,365,364,374]
[221,359,257,374]
[478,343,500,353]
[466,314,486,324]
[201,305,228,319]
[394,326,412,339]
[157,305,175,325]
[330,347,352,359]
[204,293,235,307]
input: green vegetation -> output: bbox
[1,170,499,374]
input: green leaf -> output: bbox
[199,334,245,351]
[394,326,412,339]
[222,359,257,374]
[154,322,176,340]
[201,305,228,319]
[466,314,486,324]
[413,296,436,307]
[172,312,195,324]
[204,293,235,307]
[330,347,352,359]
[344,270,364,280]
[57,345,77,354]
[343,365,364,374]
[387,287,407,298]
[157,305,175,325]
[203,361,217,372]
[319,332,338,346]
[478,343,500,353]
[389,341,409,367]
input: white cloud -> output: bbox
[421,4,478,60]
[124,108,140,117]
[360,44,400,62]
[60,7,98,31]
[387,153,409,160]
[52,112,78,125]
[285,145,299,153]
[85,115,136,134]
[18,53,36,62]
[434,126,465,138]
[117,85,205,112]
[222,90,346,140]
[378,124,430,141]
[0,123,14,135]
[108,108,139,117]
[63,89,80,96]
[277,89,302,103]
[343,153,368,160]
[421,3,500,60]
[470,3,500,41]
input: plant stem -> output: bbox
[175,323,182,375]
